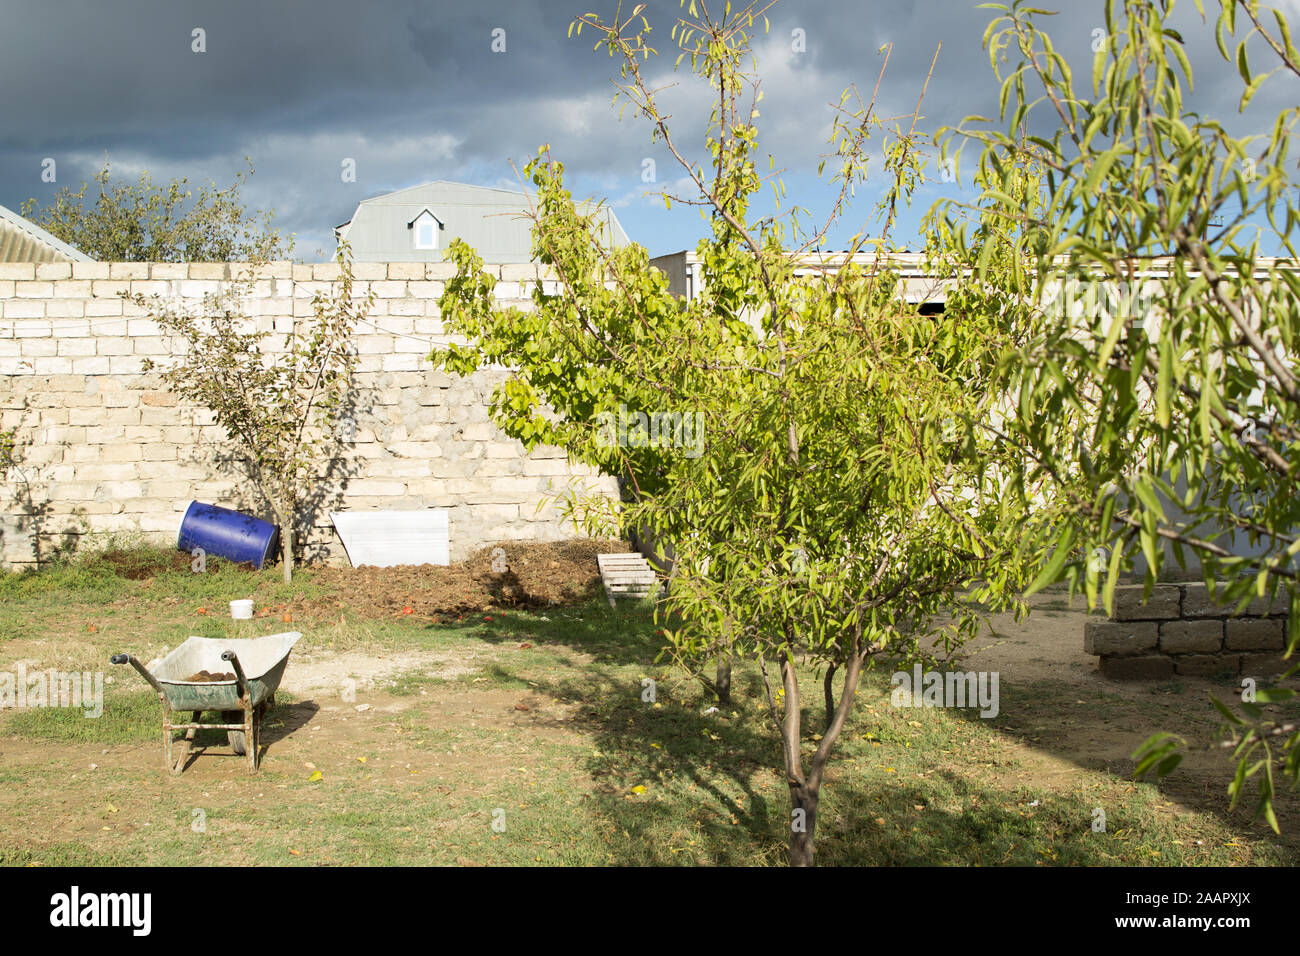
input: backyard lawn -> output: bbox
[0,545,1296,866]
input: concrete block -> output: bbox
[1225,617,1285,651]
[108,356,144,374]
[96,338,133,356]
[140,390,177,407]
[1173,654,1240,677]
[499,263,538,282]
[187,262,229,280]
[1158,619,1223,653]
[91,280,131,298]
[523,458,575,476]
[6,302,46,320]
[179,280,220,299]
[71,357,111,375]
[1099,655,1175,679]
[56,339,97,357]
[133,336,171,355]
[30,357,74,374]
[1112,584,1182,620]
[51,279,92,297]
[370,281,407,298]
[387,262,425,280]
[1182,582,1283,617]
[46,300,87,320]
[485,440,524,459]
[1239,653,1293,677]
[380,354,420,372]
[1085,619,1159,656]
[108,263,150,279]
[35,262,72,280]
[20,338,57,356]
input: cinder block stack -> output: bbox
[1085,583,1291,679]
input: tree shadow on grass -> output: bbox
[412,599,1284,863]
[945,676,1300,854]
[473,646,1152,865]
[429,597,669,669]
[173,698,318,772]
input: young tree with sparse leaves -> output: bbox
[138,247,372,583]
[933,0,1300,828]
[434,0,1048,865]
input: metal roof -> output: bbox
[334,180,629,263]
[0,203,91,262]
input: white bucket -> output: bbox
[230,599,254,620]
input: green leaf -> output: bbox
[1025,526,1077,596]
[1210,696,1244,724]
[1156,333,1172,428]
[1239,73,1267,110]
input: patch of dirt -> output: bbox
[183,671,236,683]
[288,538,633,620]
[0,680,586,865]
[282,648,482,695]
[917,591,1300,842]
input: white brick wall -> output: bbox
[0,261,618,568]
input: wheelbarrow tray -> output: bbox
[152,633,301,712]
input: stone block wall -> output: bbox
[0,260,617,568]
[1085,583,1292,680]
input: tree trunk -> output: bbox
[768,631,864,867]
[823,663,838,732]
[715,656,731,706]
[281,517,294,585]
[789,783,820,867]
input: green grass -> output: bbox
[0,542,327,633]
[5,689,159,744]
[0,551,1296,866]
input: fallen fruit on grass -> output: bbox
[196,607,207,615]
[518,642,532,650]
[307,771,323,782]
[282,613,292,622]
[402,606,414,615]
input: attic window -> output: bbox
[410,210,440,250]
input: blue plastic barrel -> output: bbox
[176,501,280,569]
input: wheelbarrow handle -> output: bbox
[111,653,164,694]
[221,650,250,701]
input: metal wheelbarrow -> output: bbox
[112,632,301,774]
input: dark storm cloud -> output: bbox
[2,0,1296,257]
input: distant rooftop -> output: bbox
[335,180,629,263]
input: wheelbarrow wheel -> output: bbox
[222,710,247,756]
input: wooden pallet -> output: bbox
[597,552,658,607]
